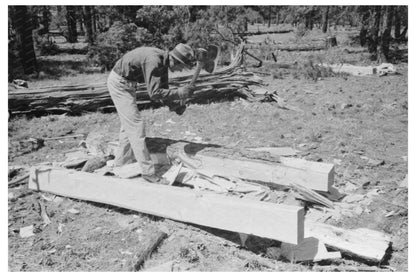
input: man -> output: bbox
[107,43,195,183]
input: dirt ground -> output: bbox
[8,29,408,271]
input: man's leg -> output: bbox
[113,126,136,167]
[107,71,155,175]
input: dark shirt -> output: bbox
[112,47,175,101]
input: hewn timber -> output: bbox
[167,145,334,192]
[305,221,392,264]
[28,166,304,244]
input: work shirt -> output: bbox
[112,47,175,101]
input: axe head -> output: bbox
[195,45,220,73]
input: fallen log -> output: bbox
[130,230,168,271]
[305,221,392,264]
[28,166,305,244]
[246,43,327,52]
[312,265,391,272]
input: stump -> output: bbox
[325,36,337,48]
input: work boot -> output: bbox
[142,174,168,185]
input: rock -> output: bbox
[8,192,15,200]
[19,225,35,238]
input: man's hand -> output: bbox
[177,85,195,100]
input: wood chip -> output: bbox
[19,225,35,238]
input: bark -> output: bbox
[9,6,38,75]
[367,6,381,56]
[379,6,394,62]
[322,6,330,33]
[394,7,401,39]
[65,6,78,43]
[41,6,50,34]
[83,6,94,43]
[359,8,370,46]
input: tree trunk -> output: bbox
[268,6,272,28]
[379,6,394,62]
[359,9,370,46]
[92,7,97,33]
[322,6,330,33]
[78,7,84,35]
[394,7,401,39]
[83,6,94,43]
[9,6,38,75]
[367,6,381,57]
[65,6,78,43]
[41,6,50,34]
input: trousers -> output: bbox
[107,70,154,175]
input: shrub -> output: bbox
[294,23,308,39]
[87,22,152,70]
[37,36,60,56]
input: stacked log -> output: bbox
[246,42,328,52]
[8,45,264,116]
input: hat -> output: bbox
[170,43,194,67]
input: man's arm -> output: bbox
[144,58,193,102]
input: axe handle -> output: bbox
[189,61,203,86]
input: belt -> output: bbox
[112,68,137,83]
[111,70,137,87]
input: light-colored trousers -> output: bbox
[107,70,154,175]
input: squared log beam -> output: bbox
[28,167,304,244]
[178,152,334,192]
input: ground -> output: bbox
[8,27,408,271]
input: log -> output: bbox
[131,230,168,271]
[246,43,327,52]
[323,63,376,76]
[305,221,392,264]
[168,147,334,192]
[312,265,390,272]
[28,166,304,244]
